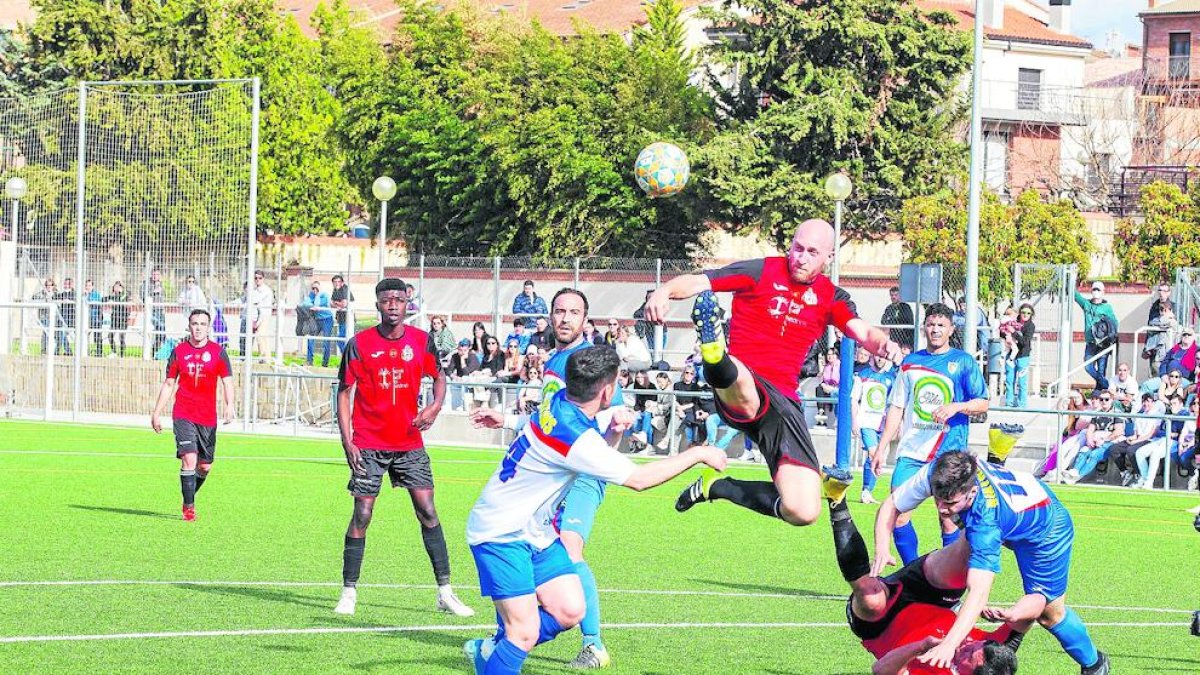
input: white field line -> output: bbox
[0,580,1193,616]
[0,621,1187,645]
[0,450,496,466]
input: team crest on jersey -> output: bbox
[948,361,958,374]
[201,352,211,363]
[401,345,414,362]
[388,348,399,359]
[802,288,817,305]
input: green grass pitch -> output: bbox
[1,419,1197,674]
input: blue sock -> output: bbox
[893,523,919,565]
[1047,608,1100,668]
[537,608,564,646]
[484,638,527,675]
[493,610,506,643]
[941,528,961,548]
[863,459,876,493]
[575,561,603,648]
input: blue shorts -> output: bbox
[890,456,928,491]
[470,539,577,601]
[860,428,881,452]
[555,476,606,542]
[1012,502,1074,601]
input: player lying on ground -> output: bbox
[645,218,901,525]
[873,452,1109,675]
[827,490,1030,675]
[333,278,473,617]
[151,309,234,522]
[471,288,625,668]
[464,346,727,674]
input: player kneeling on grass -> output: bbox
[873,452,1109,675]
[151,309,233,522]
[464,346,727,675]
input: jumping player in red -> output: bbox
[151,309,234,522]
[646,219,902,523]
[332,278,473,618]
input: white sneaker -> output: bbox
[631,431,648,445]
[860,489,879,505]
[333,586,357,615]
[1187,504,1200,515]
[1187,472,1198,492]
[1061,469,1080,485]
[437,586,476,617]
[738,450,756,462]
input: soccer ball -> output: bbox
[634,142,689,198]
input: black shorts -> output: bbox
[712,372,819,475]
[174,419,217,463]
[348,448,435,496]
[846,554,965,641]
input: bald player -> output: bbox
[646,219,902,525]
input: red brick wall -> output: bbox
[1008,125,1061,194]
[1143,15,1200,79]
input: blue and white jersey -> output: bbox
[541,340,625,408]
[889,348,987,461]
[852,366,896,432]
[893,461,1063,575]
[467,390,636,549]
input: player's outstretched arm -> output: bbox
[644,274,712,324]
[844,318,902,363]
[872,636,941,675]
[871,494,901,576]
[150,378,176,433]
[917,568,996,669]
[622,445,727,492]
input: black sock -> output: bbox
[703,354,739,390]
[1004,630,1025,652]
[420,523,452,586]
[829,503,870,582]
[180,470,196,505]
[709,477,782,518]
[342,535,366,587]
[194,472,207,493]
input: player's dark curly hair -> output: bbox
[566,346,620,401]
[974,641,1017,675]
[375,277,407,295]
[925,302,955,323]
[930,451,978,501]
[552,287,589,315]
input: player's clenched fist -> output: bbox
[689,445,728,472]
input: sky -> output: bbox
[1071,0,1147,48]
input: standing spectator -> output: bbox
[54,277,76,355]
[615,325,652,373]
[446,339,480,412]
[511,279,547,328]
[104,281,131,358]
[580,319,604,346]
[1074,281,1119,391]
[1107,394,1164,487]
[1148,283,1173,323]
[32,278,57,355]
[330,274,355,352]
[143,269,166,355]
[469,321,490,359]
[405,283,420,314]
[528,316,554,352]
[603,319,620,347]
[503,318,530,353]
[249,271,275,357]
[178,274,207,317]
[1005,304,1036,408]
[880,286,914,349]
[1108,362,1139,412]
[633,289,666,357]
[816,345,840,424]
[84,279,103,356]
[1143,305,1177,376]
[301,280,334,367]
[428,315,456,362]
[951,296,990,351]
[672,365,704,447]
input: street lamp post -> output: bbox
[823,173,855,470]
[823,173,853,287]
[372,176,397,282]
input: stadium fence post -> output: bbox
[492,256,501,337]
[1056,265,1076,403]
[836,336,856,469]
[273,255,282,364]
[243,76,261,430]
[44,315,53,419]
[142,252,152,360]
[573,257,580,290]
[72,82,88,421]
[419,253,426,304]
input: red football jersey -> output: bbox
[862,604,1011,675]
[339,325,441,452]
[166,339,232,427]
[706,257,858,399]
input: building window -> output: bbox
[1017,69,1042,110]
[983,132,1008,194]
[1169,32,1191,80]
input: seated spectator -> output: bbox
[503,318,530,354]
[685,343,706,386]
[1034,390,1093,479]
[603,318,620,347]
[447,339,481,411]
[519,345,543,382]
[628,370,658,451]
[1158,368,1190,406]
[615,325,652,372]
[649,371,675,451]
[528,316,554,352]
[518,365,543,414]
[853,346,871,375]
[477,336,504,375]
[1160,327,1197,379]
[1135,394,1186,489]
[511,280,547,328]
[580,319,605,346]
[1109,362,1138,412]
[497,340,523,383]
[1107,394,1164,487]
[673,365,704,447]
[816,346,840,425]
[1062,392,1122,484]
[429,315,456,362]
[469,321,490,359]
[1178,398,1199,491]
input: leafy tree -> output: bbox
[696,0,972,248]
[1114,180,1200,284]
[900,189,1093,310]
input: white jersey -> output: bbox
[467,390,636,549]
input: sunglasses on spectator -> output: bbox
[1099,396,1112,402]
[1020,310,1032,315]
